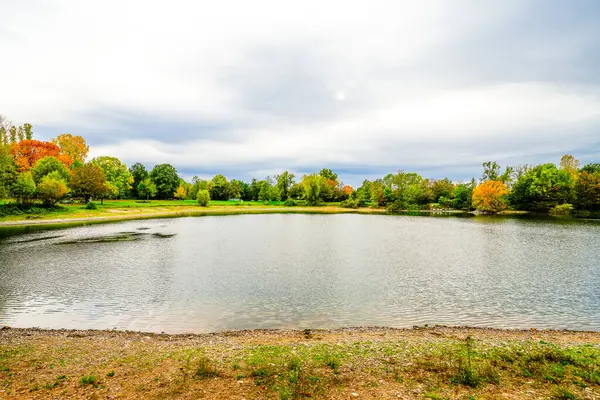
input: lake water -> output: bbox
[0,214,599,333]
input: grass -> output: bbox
[0,198,385,226]
[1,327,598,399]
[79,375,98,386]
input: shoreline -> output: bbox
[1,326,599,399]
[0,205,546,229]
[0,206,468,228]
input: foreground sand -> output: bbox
[0,326,598,399]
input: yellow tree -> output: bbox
[559,154,580,181]
[52,134,89,165]
[472,180,509,213]
[174,184,188,200]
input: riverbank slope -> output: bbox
[0,205,391,228]
[1,326,598,399]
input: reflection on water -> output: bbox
[0,214,599,333]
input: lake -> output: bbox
[0,214,599,333]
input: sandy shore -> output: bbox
[1,326,598,399]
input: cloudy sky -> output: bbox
[1,1,599,185]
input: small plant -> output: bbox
[106,371,115,377]
[195,355,220,379]
[84,201,98,210]
[552,387,578,400]
[453,336,481,388]
[321,351,341,371]
[80,375,98,386]
[44,375,67,389]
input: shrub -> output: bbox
[386,200,405,213]
[549,203,574,216]
[84,201,98,210]
[283,198,297,207]
[80,375,98,386]
[197,189,210,206]
[340,198,360,209]
[37,174,69,205]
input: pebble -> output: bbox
[351,393,359,397]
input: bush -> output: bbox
[0,204,64,217]
[197,189,210,206]
[386,200,405,213]
[549,203,573,216]
[340,198,360,209]
[283,198,297,207]
[84,201,98,210]
[37,175,69,205]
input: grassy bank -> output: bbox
[0,327,598,399]
[0,199,389,227]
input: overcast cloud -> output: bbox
[1,0,599,185]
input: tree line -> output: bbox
[0,116,599,214]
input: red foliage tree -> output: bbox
[11,140,72,171]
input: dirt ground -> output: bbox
[1,326,599,399]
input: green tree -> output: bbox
[481,161,501,182]
[275,171,295,200]
[509,163,575,211]
[249,178,261,201]
[70,164,107,203]
[9,126,17,144]
[129,163,148,198]
[30,156,70,184]
[387,171,424,209]
[210,174,230,200]
[453,180,475,210]
[355,179,372,206]
[228,179,243,200]
[0,146,17,198]
[289,182,304,200]
[189,176,210,200]
[575,170,600,211]
[258,178,277,202]
[37,172,69,205]
[12,172,37,205]
[231,179,251,200]
[90,156,133,199]
[23,123,33,140]
[137,178,157,200]
[302,174,323,206]
[370,180,385,207]
[500,166,516,186]
[197,189,210,206]
[581,163,600,174]
[319,168,338,182]
[431,178,454,203]
[149,164,180,199]
[0,127,7,147]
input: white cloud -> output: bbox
[1,0,599,184]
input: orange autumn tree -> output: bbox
[342,185,353,196]
[11,140,72,172]
[472,180,510,213]
[52,134,89,165]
